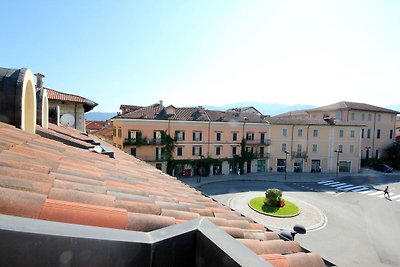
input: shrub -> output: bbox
[265,188,283,207]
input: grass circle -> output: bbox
[248,197,300,218]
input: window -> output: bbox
[350,130,355,138]
[192,146,202,156]
[175,131,185,141]
[313,129,319,137]
[377,129,381,139]
[350,145,354,153]
[361,129,365,138]
[232,132,238,141]
[338,145,343,153]
[216,132,222,141]
[193,131,202,141]
[312,144,318,152]
[177,147,183,156]
[246,132,254,140]
[130,148,136,156]
[128,130,138,140]
[335,111,342,120]
[339,129,344,137]
[390,129,394,139]
[113,127,116,137]
[232,146,237,155]
[297,144,302,153]
[215,146,221,155]
[282,128,288,136]
[259,147,265,157]
[391,114,395,122]
[297,129,303,137]
[367,129,371,139]
[368,114,372,121]
[245,147,254,153]
[154,131,162,140]
[351,112,355,121]
[281,143,287,152]
[361,113,365,121]
[378,114,381,122]
[118,128,122,138]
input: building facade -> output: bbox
[112,102,271,175]
[268,116,363,173]
[304,102,398,159]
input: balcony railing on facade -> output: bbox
[244,139,271,146]
[291,151,308,159]
[134,154,168,162]
[124,138,166,147]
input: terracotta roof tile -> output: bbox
[0,175,52,195]
[259,254,289,267]
[54,172,106,186]
[285,252,325,267]
[39,199,127,229]
[160,209,200,220]
[0,187,47,218]
[49,188,116,207]
[107,190,153,203]
[53,179,107,194]
[126,212,176,232]
[115,199,161,215]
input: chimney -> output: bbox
[159,100,164,106]
[35,73,45,92]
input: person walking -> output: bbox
[384,186,390,199]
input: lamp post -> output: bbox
[334,149,342,177]
[284,150,289,181]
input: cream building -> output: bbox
[112,102,271,175]
[268,116,364,174]
[304,102,398,159]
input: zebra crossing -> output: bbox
[317,180,400,202]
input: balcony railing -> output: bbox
[124,138,166,147]
[244,139,271,146]
[291,152,308,158]
[135,155,168,162]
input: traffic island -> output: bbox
[248,196,300,218]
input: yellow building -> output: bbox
[268,116,364,174]
[112,102,270,175]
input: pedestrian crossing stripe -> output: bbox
[336,184,355,190]
[330,183,347,188]
[358,190,374,194]
[318,180,334,184]
[352,187,369,192]
[323,181,343,186]
[341,185,366,191]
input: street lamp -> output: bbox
[334,149,342,177]
[284,150,289,181]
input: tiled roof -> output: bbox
[268,116,365,126]
[308,101,399,114]
[86,121,106,131]
[119,104,267,123]
[45,87,98,112]
[0,121,326,267]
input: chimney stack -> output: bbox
[159,100,164,106]
[34,73,45,92]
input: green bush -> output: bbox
[265,188,282,207]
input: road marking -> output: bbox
[341,185,365,191]
[336,184,355,190]
[325,191,336,194]
[323,181,342,186]
[377,194,386,198]
[351,187,369,192]
[369,191,383,196]
[330,183,347,188]
[318,180,334,184]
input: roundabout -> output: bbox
[224,191,327,232]
[248,196,300,218]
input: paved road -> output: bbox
[187,171,400,267]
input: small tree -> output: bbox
[265,188,283,207]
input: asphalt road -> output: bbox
[199,176,400,267]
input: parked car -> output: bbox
[374,164,393,173]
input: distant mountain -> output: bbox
[205,102,316,116]
[85,112,117,121]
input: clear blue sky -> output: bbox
[1,0,400,112]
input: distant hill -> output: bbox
[85,112,117,121]
[205,102,316,116]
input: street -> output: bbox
[198,174,400,267]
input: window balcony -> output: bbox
[245,139,271,145]
[291,152,308,158]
